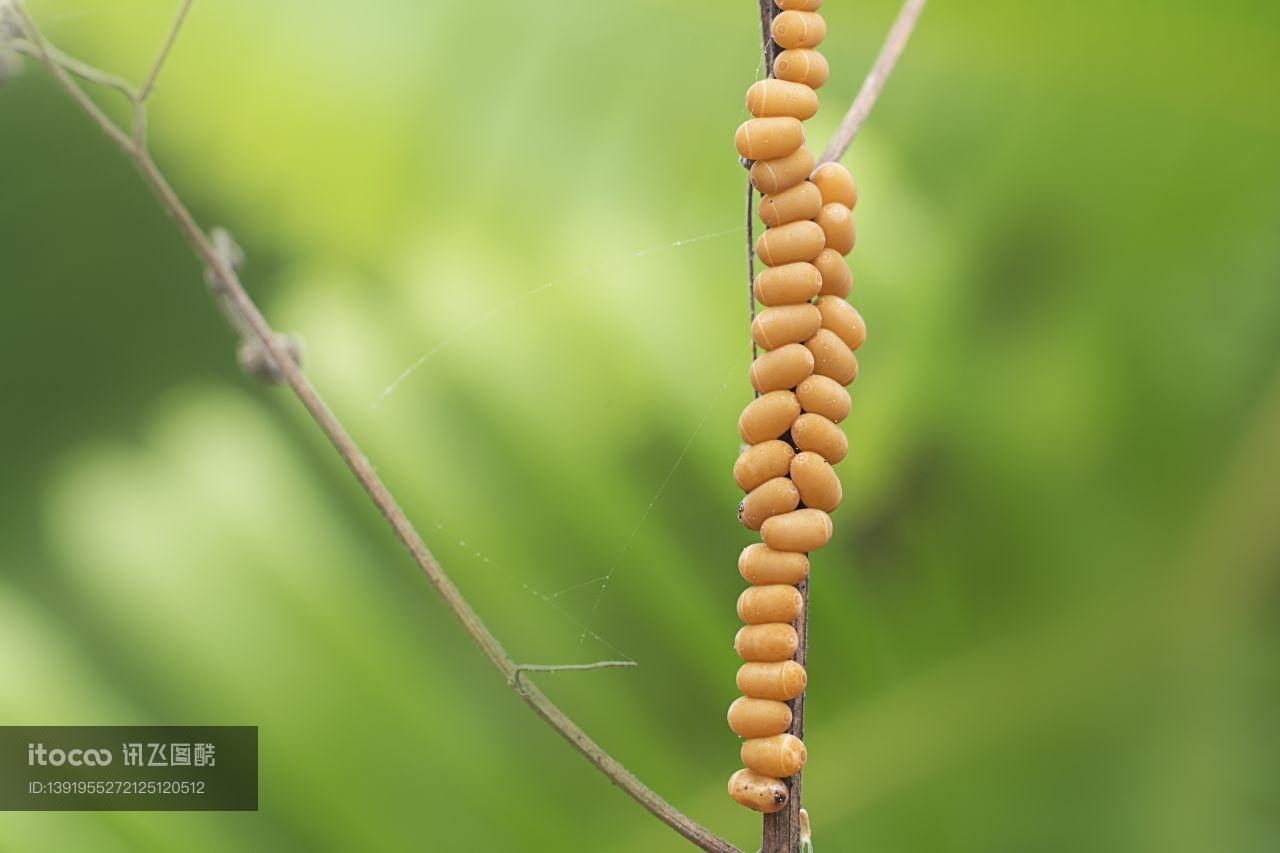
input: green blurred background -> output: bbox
[2,0,1278,850]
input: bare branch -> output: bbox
[513,660,637,685]
[12,4,738,850]
[8,6,135,153]
[138,0,193,101]
[745,0,779,373]
[7,39,138,101]
[516,660,637,674]
[816,0,927,166]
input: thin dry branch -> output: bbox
[513,660,637,686]
[8,39,137,101]
[816,0,927,166]
[138,0,193,101]
[9,4,737,851]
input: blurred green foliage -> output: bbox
[2,0,1279,850]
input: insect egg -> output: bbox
[750,145,816,195]
[753,261,823,306]
[812,248,853,298]
[734,116,806,161]
[773,48,829,89]
[810,161,858,207]
[734,622,801,662]
[795,374,852,423]
[734,440,796,492]
[804,327,859,385]
[737,661,808,701]
[815,202,856,255]
[814,295,866,350]
[741,733,808,777]
[789,451,842,512]
[738,544,810,586]
[727,696,794,739]
[760,507,834,553]
[737,584,804,624]
[738,391,802,444]
[740,477,801,531]
[754,219,826,267]
[728,768,789,813]
[752,303,823,351]
[746,78,821,121]
[771,11,827,50]
[750,343,815,394]
[757,181,824,228]
[791,412,848,463]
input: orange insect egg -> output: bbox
[738,544,810,586]
[810,161,858,208]
[746,78,820,121]
[742,733,808,778]
[737,660,808,701]
[760,507,833,553]
[752,303,822,351]
[735,116,805,161]
[776,0,822,9]
[727,696,794,739]
[728,768,788,813]
[735,622,800,662]
[813,248,853,298]
[814,295,866,350]
[796,374,852,423]
[771,11,826,50]
[790,451,842,512]
[758,181,823,228]
[737,584,804,624]
[750,145,815,195]
[815,202,856,255]
[753,261,823,306]
[740,477,801,531]
[755,220,825,267]
[734,440,795,492]
[791,412,848,463]
[750,342,815,394]
[738,391,802,444]
[774,48,829,89]
[805,328,859,385]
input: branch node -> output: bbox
[210,226,246,272]
[237,333,303,386]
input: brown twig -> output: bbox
[9,4,738,850]
[746,3,808,850]
[816,0,927,166]
[137,0,193,101]
[744,0,781,371]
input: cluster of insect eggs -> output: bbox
[727,0,865,815]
